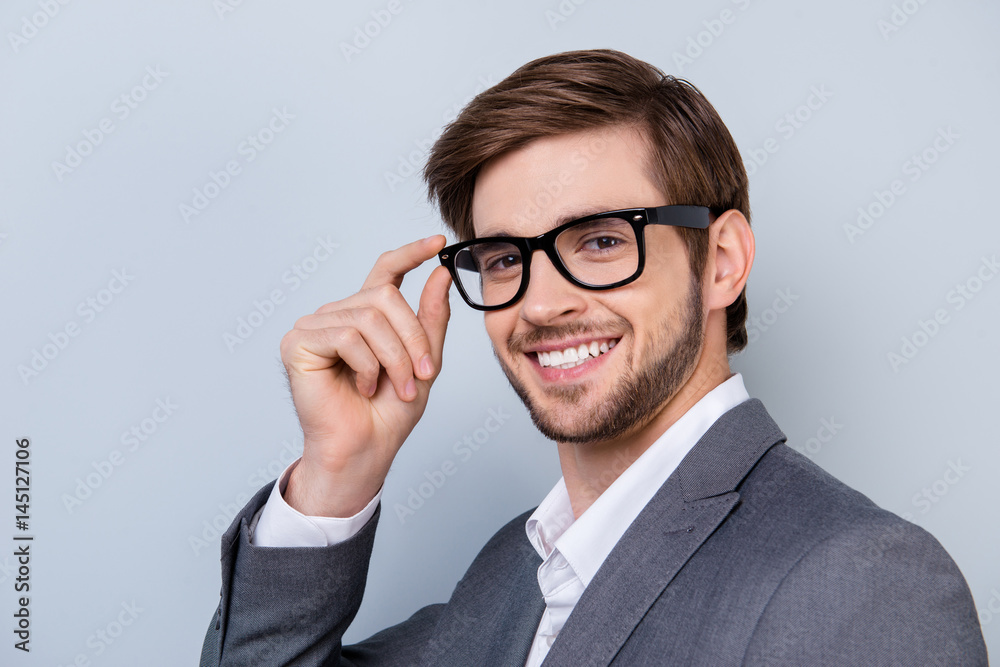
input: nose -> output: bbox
[518,248,588,326]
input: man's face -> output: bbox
[470,126,707,445]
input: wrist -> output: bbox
[284,456,384,518]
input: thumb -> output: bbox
[417,264,452,372]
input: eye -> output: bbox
[583,236,622,251]
[484,253,521,271]
[578,233,630,254]
[468,241,522,275]
[558,218,635,257]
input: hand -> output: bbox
[279,235,452,517]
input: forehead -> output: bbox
[471,126,664,239]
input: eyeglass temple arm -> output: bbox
[647,205,711,229]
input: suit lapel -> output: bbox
[541,399,785,666]
[422,519,545,667]
[488,583,547,667]
[540,480,739,667]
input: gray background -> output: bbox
[1,0,997,664]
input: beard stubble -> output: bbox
[494,275,705,445]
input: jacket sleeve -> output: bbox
[742,516,988,666]
[199,482,443,667]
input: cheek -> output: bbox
[644,228,692,281]
[483,312,513,353]
[598,286,678,356]
[644,254,691,289]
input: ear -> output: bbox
[703,209,754,311]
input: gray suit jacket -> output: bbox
[201,399,988,665]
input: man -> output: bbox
[201,50,987,665]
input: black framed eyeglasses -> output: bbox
[438,205,711,311]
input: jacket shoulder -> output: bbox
[733,445,987,664]
[736,443,903,541]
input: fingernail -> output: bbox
[405,377,417,399]
[420,354,434,377]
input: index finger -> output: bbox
[360,234,448,292]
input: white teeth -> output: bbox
[535,338,620,368]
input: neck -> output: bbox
[556,321,732,519]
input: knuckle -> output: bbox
[280,329,298,350]
[375,250,395,267]
[373,283,399,303]
[357,307,383,328]
[314,298,342,315]
[386,343,410,370]
[332,327,359,346]
[401,326,428,348]
[362,358,381,378]
[279,331,303,365]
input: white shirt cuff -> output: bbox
[251,458,382,547]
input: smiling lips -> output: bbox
[535,338,619,370]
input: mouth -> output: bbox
[531,337,620,370]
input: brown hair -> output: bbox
[424,49,751,353]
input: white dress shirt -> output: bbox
[252,374,750,667]
[252,459,381,547]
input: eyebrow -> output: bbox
[477,205,626,239]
